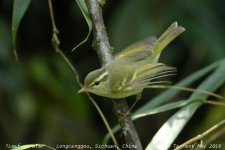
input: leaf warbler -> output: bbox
[78,22,185,99]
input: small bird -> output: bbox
[78,22,185,99]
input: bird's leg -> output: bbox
[128,93,142,113]
[118,93,142,119]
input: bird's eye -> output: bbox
[94,81,100,86]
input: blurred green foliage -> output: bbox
[0,0,225,149]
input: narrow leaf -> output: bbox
[11,144,45,150]
[146,102,201,150]
[72,0,92,51]
[132,100,192,120]
[11,144,56,150]
[12,0,32,60]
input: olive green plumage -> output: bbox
[79,22,185,99]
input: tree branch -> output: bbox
[85,0,112,64]
[86,0,143,149]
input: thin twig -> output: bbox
[47,0,119,148]
[204,100,225,107]
[174,119,225,150]
[85,0,143,149]
[205,126,225,145]
[148,85,224,100]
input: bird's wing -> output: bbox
[114,37,157,62]
[115,22,185,64]
[130,63,176,90]
[110,63,176,92]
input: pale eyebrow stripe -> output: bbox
[95,70,108,82]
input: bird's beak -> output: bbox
[78,87,86,93]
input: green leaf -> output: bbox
[11,144,56,150]
[132,100,193,120]
[72,0,92,51]
[11,144,45,150]
[146,59,225,150]
[12,0,32,60]
[146,102,202,150]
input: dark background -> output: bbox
[0,0,225,149]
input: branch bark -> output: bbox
[86,0,143,149]
[85,0,112,65]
